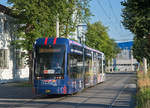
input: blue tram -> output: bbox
[33,37,105,95]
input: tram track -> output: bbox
[72,75,131,108]
[109,85,128,108]
[14,75,119,108]
[10,94,69,108]
[10,73,135,108]
[108,77,131,108]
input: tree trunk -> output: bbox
[28,50,33,83]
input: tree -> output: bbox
[85,21,120,62]
[7,0,91,81]
[57,0,91,37]
[121,0,150,62]
[133,37,150,62]
[121,0,150,38]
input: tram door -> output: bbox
[68,53,85,93]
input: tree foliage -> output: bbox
[85,21,120,62]
[121,0,150,37]
[7,0,91,81]
[133,37,150,62]
[121,0,150,62]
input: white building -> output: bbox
[69,10,87,43]
[0,4,29,83]
[109,41,138,72]
[70,24,87,43]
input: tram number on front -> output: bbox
[45,90,51,93]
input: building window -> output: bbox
[16,51,25,69]
[4,20,9,33]
[0,19,3,33]
[0,49,9,69]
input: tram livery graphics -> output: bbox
[33,38,105,95]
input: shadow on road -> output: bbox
[0,73,136,108]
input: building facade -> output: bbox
[0,5,29,83]
[71,24,87,43]
[112,41,138,72]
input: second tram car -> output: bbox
[33,37,105,95]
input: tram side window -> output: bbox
[93,58,98,73]
[69,54,83,79]
[85,56,92,75]
[99,59,102,73]
[103,60,105,73]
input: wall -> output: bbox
[0,13,29,83]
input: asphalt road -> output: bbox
[0,72,136,108]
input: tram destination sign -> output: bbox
[39,48,61,53]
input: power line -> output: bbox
[107,0,125,34]
[107,0,119,25]
[95,0,133,40]
[96,0,111,20]
[96,0,119,35]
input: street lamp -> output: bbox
[76,24,87,88]
[76,24,87,44]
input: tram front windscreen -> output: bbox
[35,45,65,79]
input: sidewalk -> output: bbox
[0,82,37,107]
[0,82,35,99]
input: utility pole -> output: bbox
[77,24,87,43]
[131,50,134,71]
[56,17,59,37]
[143,57,147,74]
[142,36,148,74]
[111,58,114,72]
[102,55,104,74]
[77,26,81,43]
[108,60,110,72]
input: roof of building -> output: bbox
[0,4,11,15]
[0,4,19,18]
[117,41,133,50]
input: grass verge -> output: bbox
[136,70,150,108]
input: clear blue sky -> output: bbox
[90,0,133,41]
[0,0,133,41]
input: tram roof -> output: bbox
[35,38,69,45]
[35,37,104,54]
